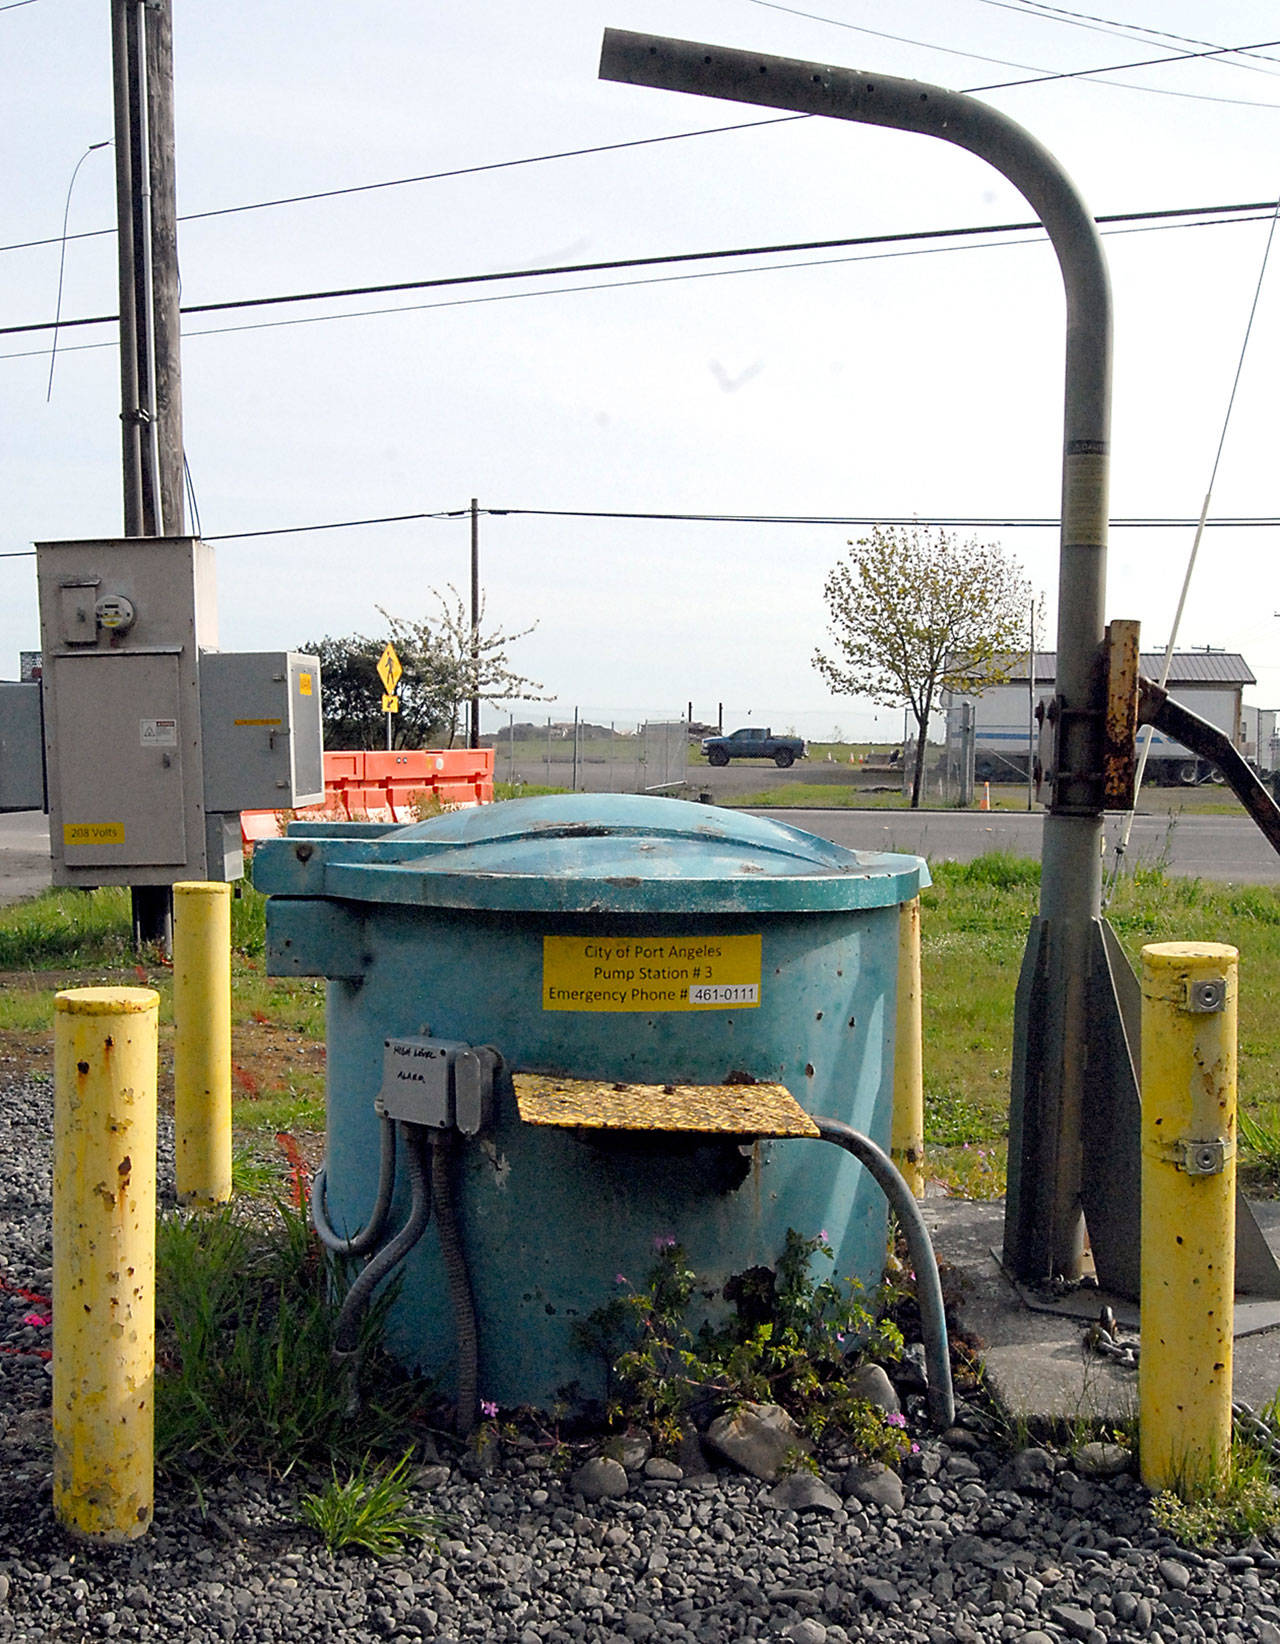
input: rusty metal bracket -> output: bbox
[1101,619,1140,809]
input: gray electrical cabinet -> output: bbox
[36,536,326,890]
[0,684,44,812]
[201,651,324,812]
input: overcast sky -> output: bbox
[3,0,1278,738]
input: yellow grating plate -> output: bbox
[513,1073,819,1137]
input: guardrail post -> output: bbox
[174,880,233,1205]
[53,986,159,1540]
[891,895,925,1198]
[1138,941,1237,1495]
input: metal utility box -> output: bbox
[201,651,324,812]
[38,537,219,886]
[0,683,45,812]
[256,793,930,1408]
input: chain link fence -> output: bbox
[493,715,689,793]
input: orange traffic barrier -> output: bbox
[241,747,494,848]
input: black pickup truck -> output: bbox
[699,727,808,768]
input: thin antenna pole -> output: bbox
[1107,188,1280,898]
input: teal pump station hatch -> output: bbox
[256,794,930,1409]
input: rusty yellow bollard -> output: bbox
[173,881,232,1205]
[891,895,925,1198]
[1138,942,1237,1496]
[53,987,159,1540]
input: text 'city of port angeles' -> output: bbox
[541,934,762,1011]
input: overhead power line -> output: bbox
[4,25,1278,263]
[199,508,1280,543]
[739,3,1280,106]
[4,505,1274,560]
[975,0,1280,74]
[1,196,1273,341]
[0,114,810,256]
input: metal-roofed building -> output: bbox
[945,650,1256,786]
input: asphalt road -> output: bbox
[1,796,1277,909]
[754,807,1280,883]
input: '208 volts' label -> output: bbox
[542,934,762,1012]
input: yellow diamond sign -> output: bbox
[376,642,402,694]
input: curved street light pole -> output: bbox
[599,30,1113,1283]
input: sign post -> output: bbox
[377,643,402,751]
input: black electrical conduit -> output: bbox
[808,1118,956,1431]
[332,1123,433,1365]
[311,1111,398,1256]
[318,1119,480,1436]
[432,1132,480,1438]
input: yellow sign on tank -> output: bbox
[542,932,761,1012]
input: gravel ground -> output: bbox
[0,1075,1278,1644]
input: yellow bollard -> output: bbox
[1138,942,1237,1496]
[173,881,233,1205]
[891,895,925,1199]
[53,987,159,1541]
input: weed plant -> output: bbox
[155,1201,425,1476]
[1151,1411,1280,1548]
[300,1450,439,1555]
[578,1231,907,1459]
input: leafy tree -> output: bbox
[306,586,544,750]
[813,526,1032,808]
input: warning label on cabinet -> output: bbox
[542,934,762,1012]
[64,822,125,847]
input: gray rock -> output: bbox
[841,1462,905,1512]
[1009,1446,1056,1493]
[704,1402,808,1482]
[675,1424,711,1476]
[612,1431,652,1471]
[1258,1624,1280,1644]
[1158,1557,1191,1590]
[787,1621,828,1644]
[570,1456,629,1501]
[1048,1603,1097,1641]
[848,1362,900,1414]
[643,1457,683,1481]
[412,1463,451,1491]
[861,1577,899,1610]
[1074,1440,1131,1478]
[766,1472,843,1514]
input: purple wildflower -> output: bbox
[653,1233,677,1252]
[480,1399,499,1418]
[885,1411,907,1428]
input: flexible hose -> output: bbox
[432,1131,479,1437]
[332,1124,433,1359]
[312,1112,398,1257]
[810,1116,955,1429]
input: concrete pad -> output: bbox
[925,1198,1280,1424]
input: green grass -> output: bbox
[919,853,1280,1197]
[300,1450,439,1556]
[0,886,136,968]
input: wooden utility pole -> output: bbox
[111,0,185,948]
